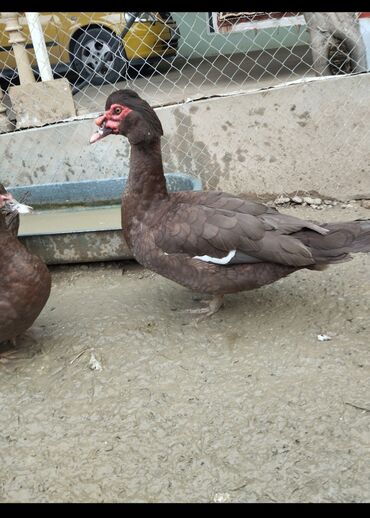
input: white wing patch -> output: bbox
[194,250,236,265]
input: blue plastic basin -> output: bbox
[10,173,202,208]
[12,173,202,264]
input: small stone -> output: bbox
[323,199,333,205]
[317,334,332,342]
[332,201,338,206]
[303,196,322,205]
[303,197,314,205]
[291,195,303,204]
[214,493,231,503]
[89,353,102,371]
[275,196,290,205]
[361,199,370,209]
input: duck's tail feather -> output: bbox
[295,219,370,267]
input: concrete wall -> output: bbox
[1,73,370,201]
[172,12,310,59]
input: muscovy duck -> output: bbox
[0,184,51,348]
[90,89,370,319]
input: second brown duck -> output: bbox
[0,184,51,347]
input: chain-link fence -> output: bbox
[1,11,370,191]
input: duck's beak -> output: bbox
[6,198,33,214]
[0,192,33,214]
[90,115,113,144]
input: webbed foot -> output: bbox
[184,294,224,322]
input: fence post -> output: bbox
[25,12,53,81]
[1,12,35,85]
[0,89,12,133]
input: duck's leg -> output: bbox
[185,294,224,320]
[0,337,18,364]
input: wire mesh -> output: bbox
[0,11,369,191]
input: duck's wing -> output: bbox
[172,190,270,216]
[155,194,329,267]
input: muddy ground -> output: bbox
[0,205,369,503]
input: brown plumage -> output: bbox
[90,89,370,318]
[0,184,51,349]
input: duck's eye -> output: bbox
[114,107,122,115]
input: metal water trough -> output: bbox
[12,174,202,264]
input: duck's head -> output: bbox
[0,184,33,214]
[90,89,163,146]
[0,183,33,232]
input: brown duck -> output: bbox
[90,89,370,318]
[0,184,51,348]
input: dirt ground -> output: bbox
[0,204,369,503]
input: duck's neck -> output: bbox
[0,214,6,231]
[125,138,168,201]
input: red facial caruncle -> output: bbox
[0,192,13,209]
[90,103,133,144]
